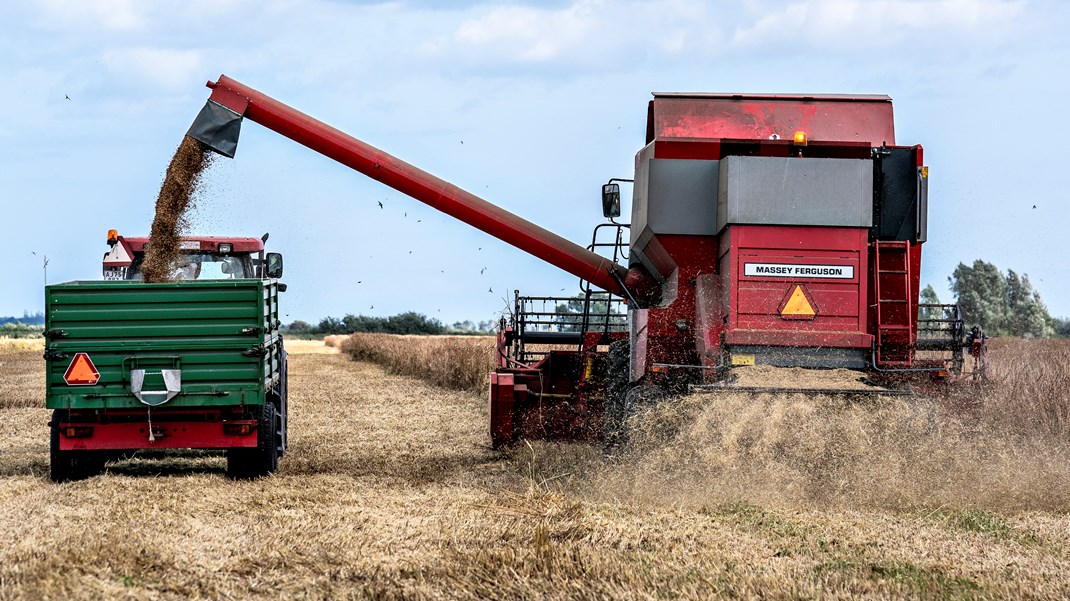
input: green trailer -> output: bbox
[45,279,287,481]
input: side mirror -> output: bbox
[601,183,621,218]
[266,252,284,279]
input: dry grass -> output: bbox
[2,339,1070,599]
[338,333,495,392]
[0,339,43,410]
[983,338,1070,440]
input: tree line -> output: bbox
[928,260,1065,338]
[283,312,494,336]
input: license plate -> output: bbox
[731,354,755,366]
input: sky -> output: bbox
[2,0,1068,325]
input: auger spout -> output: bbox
[187,75,651,299]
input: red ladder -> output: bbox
[873,240,914,367]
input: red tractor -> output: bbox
[186,77,981,449]
[102,230,281,282]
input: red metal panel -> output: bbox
[58,420,258,451]
[649,95,895,146]
[204,76,632,297]
[488,372,515,448]
[122,236,264,253]
[722,225,872,349]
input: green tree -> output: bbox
[1005,270,1054,338]
[554,294,626,333]
[918,284,942,322]
[950,260,1008,333]
[384,312,444,335]
[284,320,314,335]
[949,260,1054,337]
[317,316,345,334]
[1054,318,1070,338]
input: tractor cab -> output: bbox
[102,230,283,281]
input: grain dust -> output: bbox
[593,390,1070,512]
[141,137,214,282]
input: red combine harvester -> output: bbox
[187,76,983,449]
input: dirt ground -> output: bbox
[1,340,1069,600]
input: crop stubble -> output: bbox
[0,338,1068,599]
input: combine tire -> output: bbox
[226,402,279,480]
[49,410,105,483]
[623,384,668,419]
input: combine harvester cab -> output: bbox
[45,232,288,481]
[183,77,983,450]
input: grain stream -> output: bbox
[140,137,214,282]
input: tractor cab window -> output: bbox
[127,252,254,280]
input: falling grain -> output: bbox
[141,137,214,282]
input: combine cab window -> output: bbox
[126,253,255,280]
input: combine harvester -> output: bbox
[187,76,985,449]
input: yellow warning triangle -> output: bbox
[781,285,816,317]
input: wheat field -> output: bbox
[1,336,1069,599]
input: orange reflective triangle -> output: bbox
[64,353,100,386]
[781,285,816,317]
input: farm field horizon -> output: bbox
[1,337,1069,599]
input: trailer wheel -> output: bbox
[603,340,630,449]
[225,402,279,480]
[49,410,105,483]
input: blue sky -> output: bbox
[2,0,1068,324]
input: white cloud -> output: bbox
[102,47,204,91]
[37,0,146,31]
[452,1,600,62]
[421,0,715,72]
[732,0,1026,49]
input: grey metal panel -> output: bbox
[917,168,928,243]
[186,100,243,158]
[717,157,873,231]
[645,159,719,236]
[629,152,651,248]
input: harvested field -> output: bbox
[0,338,43,410]
[2,338,1070,599]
